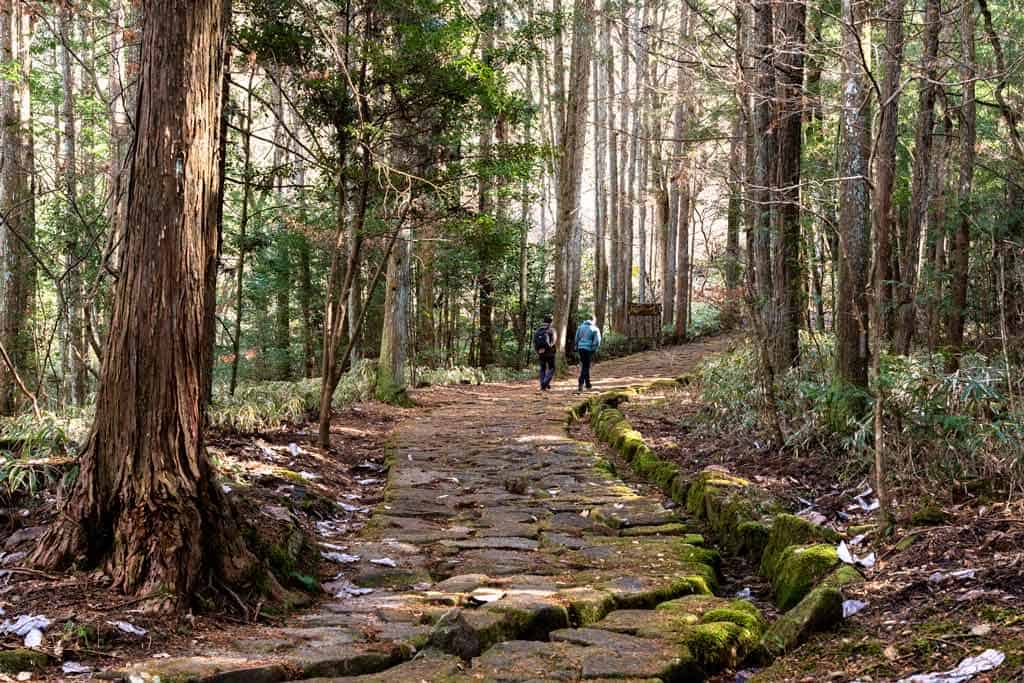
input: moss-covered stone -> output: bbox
[484,600,571,642]
[757,586,843,661]
[759,513,840,580]
[820,564,864,590]
[910,505,949,527]
[737,520,771,558]
[620,523,692,538]
[0,648,49,674]
[684,469,752,539]
[678,543,722,575]
[630,446,660,474]
[596,389,636,407]
[593,408,626,441]
[615,429,646,459]
[680,621,754,671]
[669,476,690,505]
[770,544,840,610]
[650,462,681,490]
[556,587,617,627]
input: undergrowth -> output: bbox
[697,332,1024,494]
[0,412,87,500]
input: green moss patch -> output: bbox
[758,586,843,661]
[771,544,840,610]
[910,504,949,527]
[760,513,839,580]
[0,648,49,674]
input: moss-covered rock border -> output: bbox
[575,386,865,665]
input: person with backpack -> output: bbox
[574,315,602,393]
[534,314,557,391]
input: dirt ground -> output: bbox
[0,402,402,678]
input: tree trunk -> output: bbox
[32,0,263,610]
[229,68,256,396]
[674,157,692,339]
[593,33,608,330]
[0,3,36,416]
[377,227,412,402]
[923,111,952,351]
[945,0,975,372]
[894,0,941,354]
[772,0,805,370]
[835,0,872,400]
[59,6,87,406]
[271,76,291,380]
[724,111,742,325]
[552,0,595,367]
[872,0,907,351]
[604,4,620,332]
[751,0,774,312]
[616,8,632,330]
[668,1,690,336]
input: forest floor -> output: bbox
[2,337,1022,682]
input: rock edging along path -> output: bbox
[114,340,762,682]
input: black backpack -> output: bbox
[533,325,552,353]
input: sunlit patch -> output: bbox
[515,434,572,444]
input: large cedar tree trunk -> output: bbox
[32,0,261,609]
[552,0,595,366]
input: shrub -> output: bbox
[687,303,723,339]
[695,332,1024,490]
[0,412,86,499]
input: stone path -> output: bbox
[119,340,755,683]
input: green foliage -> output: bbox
[0,412,86,499]
[687,303,723,339]
[209,361,377,432]
[697,334,1024,488]
[209,360,531,432]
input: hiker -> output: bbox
[574,315,602,393]
[534,314,557,391]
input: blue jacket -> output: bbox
[575,320,602,352]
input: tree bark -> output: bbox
[835,0,872,398]
[32,0,262,610]
[872,0,907,351]
[0,2,36,416]
[945,0,975,372]
[772,0,805,370]
[592,29,608,330]
[894,0,941,354]
[271,76,291,380]
[377,227,412,401]
[229,67,256,396]
[552,0,595,367]
[604,2,619,331]
[751,0,774,313]
[59,6,87,406]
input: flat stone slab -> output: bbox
[441,536,540,551]
[297,652,464,682]
[102,656,290,683]
[589,502,680,529]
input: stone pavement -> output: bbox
[118,341,760,682]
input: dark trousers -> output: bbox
[578,349,593,389]
[538,352,556,389]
